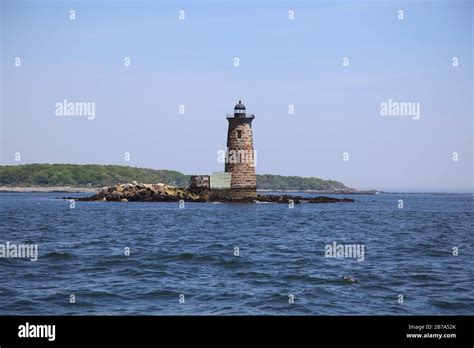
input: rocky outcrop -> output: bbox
[75,182,204,202]
[255,195,353,204]
[256,194,302,204]
[71,182,354,204]
[308,196,354,203]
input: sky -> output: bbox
[0,0,472,192]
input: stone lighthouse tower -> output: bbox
[225,100,257,199]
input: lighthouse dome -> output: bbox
[234,100,246,116]
[234,100,246,110]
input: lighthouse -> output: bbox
[224,100,257,199]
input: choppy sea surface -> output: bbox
[0,192,472,315]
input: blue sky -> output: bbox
[1,0,472,192]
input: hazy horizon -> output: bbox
[1,0,472,192]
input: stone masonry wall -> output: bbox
[225,117,257,197]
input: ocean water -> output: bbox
[0,192,472,315]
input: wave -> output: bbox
[43,251,74,260]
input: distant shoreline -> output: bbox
[0,164,353,192]
[0,186,471,195]
[0,186,369,194]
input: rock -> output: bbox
[255,194,301,204]
[77,182,202,203]
[343,275,357,283]
[308,196,354,203]
[164,186,177,196]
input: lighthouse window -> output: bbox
[237,130,242,139]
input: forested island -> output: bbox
[0,164,370,193]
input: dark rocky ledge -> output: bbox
[66,182,354,204]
